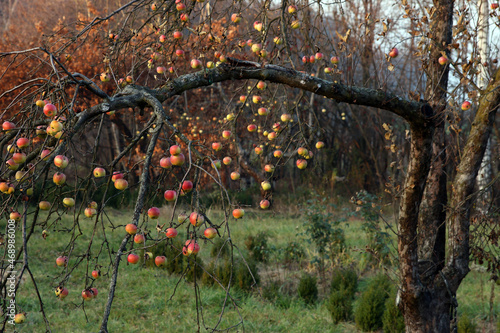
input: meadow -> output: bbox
[6,203,499,333]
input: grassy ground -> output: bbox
[3,206,499,332]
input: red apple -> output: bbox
[176,2,186,10]
[438,56,448,65]
[16,137,29,149]
[189,212,205,227]
[91,287,98,298]
[114,178,128,190]
[100,72,110,82]
[112,171,124,182]
[232,208,245,219]
[148,207,160,219]
[231,13,242,23]
[84,207,97,218]
[155,256,167,267]
[461,101,471,110]
[260,199,270,209]
[58,287,69,300]
[160,157,172,169]
[43,103,57,117]
[169,145,181,156]
[134,234,145,244]
[10,211,21,221]
[222,130,232,139]
[170,153,185,166]
[165,228,178,238]
[173,31,183,39]
[41,149,52,161]
[204,228,217,239]
[82,289,93,301]
[331,56,339,64]
[191,59,202,69]
[258,107,269,116]
[185,240,200,255]
[125,224,138,235]
[316,141,325,149]
[230,172,240,180]
[296,159,308,169]
[12,152,26,164]
[93,167,106,178]
[223,156,232,165]
[389,47,399,58]
[128,253,140,264]
[247,124,257,132]
[274,150,283,158]
[6,159,18,170]
[182,180,193,193]
[212,142,222,151]
[92,270,100,279]
[2,121,15,131]
[253,21,263,32]
[297,147,308,156]
[256,81,267,90]
[14,313,26,324]
[264,164,275,173]
[56,256,67,267]
[54,155,69,169]
[164,190,177,201]
[288,4,297,13]
[254,146,263,155]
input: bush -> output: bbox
[330,268,358,297]
[382,289,405,333]
[283,241,305,263]
[210,237,230,258]
[202,257,259,292]
[354,274,391,331]
[262,281,292,309]
[297,274,318,305]
[327,287,353,324]
[184,256,204,283]
[457,314,477,333]
[245,232,271,263]
[300,195,346,272]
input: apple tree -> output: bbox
[1,0,499,332]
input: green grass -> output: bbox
[2,206,498,332]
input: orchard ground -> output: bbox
[6,205,499,332]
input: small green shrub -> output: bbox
[457,313,477,333]
[245,232,271,263]
[300,195,346,272]
[283,241,305,263]
[382,289,405,333]
[327,287,353,324]
[297,274,318,305]
[202,258,259,292]
[210,237,230,258]
[184,256,204,283]
[354,274,391,331]
[262,281,292,309]
[330,268,358,297]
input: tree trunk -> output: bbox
[475,0,492,211]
